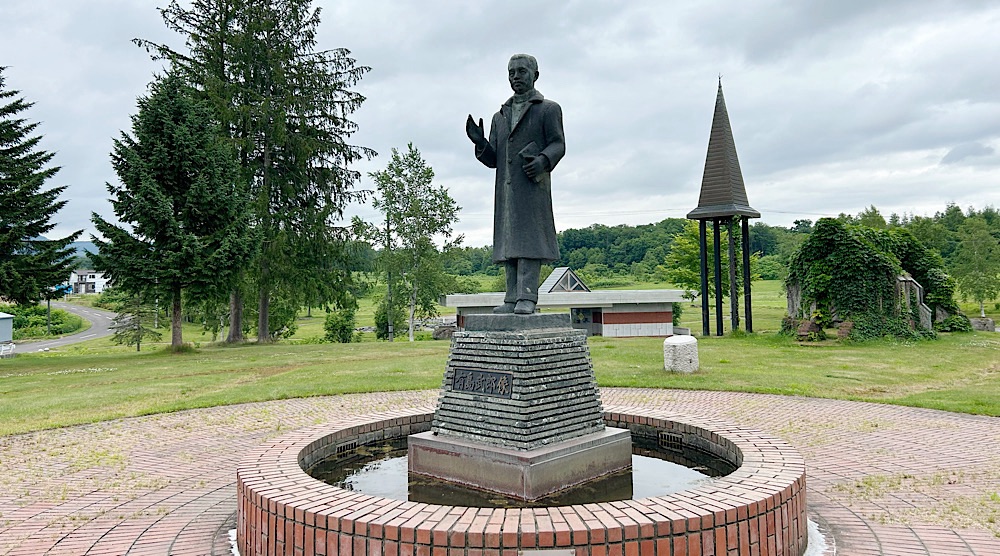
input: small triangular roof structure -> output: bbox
[687,81,760,220]
[540,267,590,293]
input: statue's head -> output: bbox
[508,54,539,95]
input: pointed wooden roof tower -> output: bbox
[686,80,759,220]
[688,79,758,336]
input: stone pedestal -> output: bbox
[409,427,631,501]
[663,335,698,373]
[409,313,631,500]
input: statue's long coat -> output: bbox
[475,90,565,263]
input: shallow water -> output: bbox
[307,436,734,507]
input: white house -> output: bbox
[442,267,688,338]
[0,312,13,343]
[68,269,111,294]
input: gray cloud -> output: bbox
[940,142,997,165]
[2,0,999,248]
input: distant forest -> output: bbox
[442,203,1000,286]
[73,203,999,289]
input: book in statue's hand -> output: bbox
[518,141,545,184]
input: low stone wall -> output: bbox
[970,317,995,332]
[236,406,808,555]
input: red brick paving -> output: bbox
[0,389,997,555]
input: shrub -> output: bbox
[166,343,198,354]
[374,300,406,341]
[92,287,130,312]
[294,335,329,345]
[324,306,358,343]
[456,276,481,294]
[2,303,84,339]
[850,313,915,341]
[576,264,631,288]
[756,255,787,280]
[935,314,972,332]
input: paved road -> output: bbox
[14,301,116,351]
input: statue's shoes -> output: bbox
[514,300,536,314]
[493,302,516,314]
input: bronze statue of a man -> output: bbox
[466,54,566,314]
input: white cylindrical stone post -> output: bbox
[663,335,699,373]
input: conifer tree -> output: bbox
[90,73,255,349]
[137,0,375,342]
[110,294,163,351]
[0,67,81,304]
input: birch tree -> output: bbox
[363,144,460,341]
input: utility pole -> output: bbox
[385,215,394,342]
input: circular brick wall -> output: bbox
[236,405,808,555]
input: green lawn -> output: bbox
[2,280,996,436]
[0,341,449,436]
[590,332,999,416]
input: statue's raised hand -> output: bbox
[466,115,487,146]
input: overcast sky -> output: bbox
[3,0,999,247]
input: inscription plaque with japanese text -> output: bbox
[450,368,513,399]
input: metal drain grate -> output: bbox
[336,440,358,455]
[658,431,683,451]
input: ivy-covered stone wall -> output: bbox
[785,218,966,340]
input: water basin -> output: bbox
[306,435,737,507]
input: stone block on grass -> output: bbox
[663,335,698,373]
[970,317,995,332]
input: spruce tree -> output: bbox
[90,73,255,349]
[110,294,163,351]
[0,67,81,305]
[138,0,375,342]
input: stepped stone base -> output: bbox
[430,313,607,450]
[411,312,631,500]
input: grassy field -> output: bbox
[591,332,999,416]
[0,340,449,435]
[2,279,996,436]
